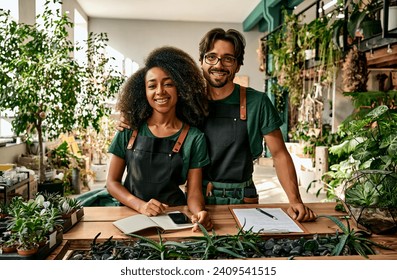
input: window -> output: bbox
[36,0,60,29]
[0,0,18,21]
[74,9,87,64]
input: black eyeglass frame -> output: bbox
[204,54,236,67]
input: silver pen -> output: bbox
[256,208,278,220]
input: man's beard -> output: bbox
[203,69,231,88]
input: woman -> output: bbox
[107,46,212,231]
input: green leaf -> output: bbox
[333,234,349,256]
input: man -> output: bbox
[118,28,316,222]
[198,28,315,222]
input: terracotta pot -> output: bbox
[1,244,18,253]
[17,244,39,256]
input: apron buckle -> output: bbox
[206,182,214,197]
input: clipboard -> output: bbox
[229,206,308,234]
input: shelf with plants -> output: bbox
[0,193,83,259]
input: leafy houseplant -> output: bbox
[0,1,82,185]
[0,1,125,188]
[5,195,63,255]
[74,31,124,170]
[347,0,383,40]
[267,7,342,108]
[46,141,85,194]
[342,170,397,233]
[322,105,397,231]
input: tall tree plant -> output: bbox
[0,0,82,184]
[74,32,125,166]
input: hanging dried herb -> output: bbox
[342,46,368,92]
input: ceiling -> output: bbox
[75,0,262,23]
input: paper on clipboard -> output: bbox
[231,208,304,233]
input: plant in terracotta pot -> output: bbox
[0,233,19,254]
[5,194,63,255]
[56,196,82,219]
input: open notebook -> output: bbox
[113,211,193,234]
[230,207,305,233]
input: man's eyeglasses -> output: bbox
[204,54,236,67]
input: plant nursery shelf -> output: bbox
[46,203,397,260]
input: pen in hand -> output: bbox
[256,208,278,220]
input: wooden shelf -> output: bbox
[366,42,397,68]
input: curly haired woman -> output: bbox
[107,46,212,231]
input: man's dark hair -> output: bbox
[199,28,246,66]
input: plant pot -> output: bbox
[38,181,64,196]
[91,164,107,182]
[345,204,397,234]
[17,244,39,257]
[342,170,397,234]
[1,244,18,253]
[38,237,48,248]
[71,168,81,194]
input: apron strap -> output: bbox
[240,86,247,120]
[127,124,189,152]
[172,124,190,153]
[127,129,138,149]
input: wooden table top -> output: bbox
[63,202,354,240]
[55,202,397,260]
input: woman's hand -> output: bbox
[191,210,213,232]
[138,199,168,216]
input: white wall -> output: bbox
[88,18,266,92]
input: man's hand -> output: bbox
[287,203,317,222]
[191,210,213,232]
[116,115,131,131]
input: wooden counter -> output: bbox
[53,202,397,260]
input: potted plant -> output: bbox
[82,117,117,182]
[0,232,19,254]
[74,31,125,182]
[0,1,83,187]
[46,140,85,195]
[322,105,397,232]
[3,194,63,256]
[0,1,125,191]
[347,0,383,40]
[38,192,83,232]
[342,170,397,234]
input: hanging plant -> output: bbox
[267,10,304,107]
[342,45,368,92]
